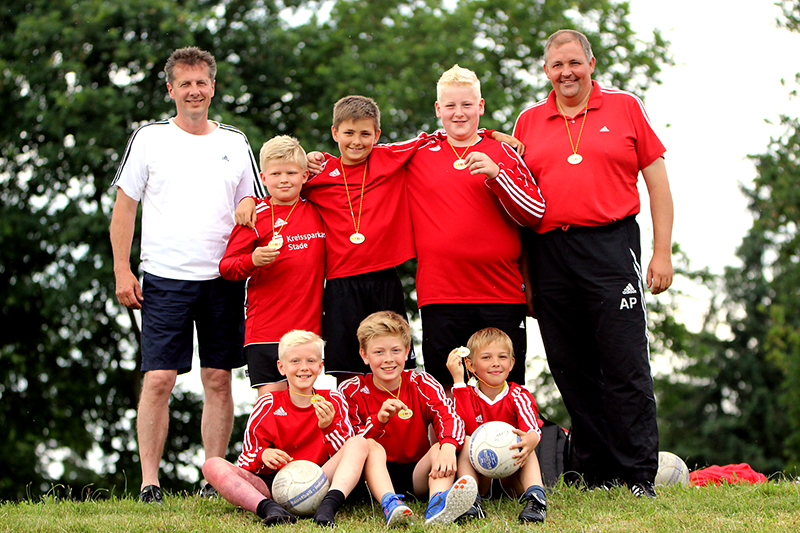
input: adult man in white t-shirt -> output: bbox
[109,47,262,503]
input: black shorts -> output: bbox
[322,268,416,374]
[257,471,278,493]
[419,303,527,386]
[386,461,418,499]
[140,273,245,374]
[244,343,284,388]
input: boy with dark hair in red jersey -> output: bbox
[406,65,546,391]
[202,330,367,527]
[220,135,325,397]
[339,311,478,525]
[446,328,548,524]
[236,96,432,382]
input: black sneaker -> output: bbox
[198,482,218,499]
[630,481,657,499]
[518,492,546,523]
[139,485,163,504]
[457,494,486,522]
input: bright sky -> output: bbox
[628,0,800,276]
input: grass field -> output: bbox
[2,481,799,533]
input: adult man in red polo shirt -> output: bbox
[513,29,674,498]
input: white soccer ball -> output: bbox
[468,421,521,479]
[655,451,691,487]
[271,460,330,516]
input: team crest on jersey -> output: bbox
[360,386,370,395]
[274,406,288,416]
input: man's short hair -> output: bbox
[543,29,594,65]
[259,135,308,174]
[164,46,217,84]
[332,95,381,132]
[278,330,325,361]
[437,64,481,101]
[357,311,411,352]
[466,327,515,360]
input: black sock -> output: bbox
[314,489,346,526]
[523,485,547,504]
[256,498,275,519]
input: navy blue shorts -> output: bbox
[244,343,283,388]
[419,303,527,386]
[140,273,245,374]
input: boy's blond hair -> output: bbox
[259,135,308,174]
[466,327,514,360]
[332,95,381,132]
[436,64,481,102]
[357,311,411,352]
[278,330,325,361]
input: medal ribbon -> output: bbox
[341,161,368,237]
[269,198,299,240]
[556,98,590,161]
[447,131,479,164]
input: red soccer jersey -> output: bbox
[513,81,666,232]
[338,370,465,464]
[451,382,542,437]
[219,198,325,344]
[406,135,545,306]
[236,389,352,475]
[301,135,432,280]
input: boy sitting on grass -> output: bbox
[446,327,548,523]
[202,330,366,527]
[339,311,478,525]
[220,135,325,397]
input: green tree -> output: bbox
[0,0,669,500]
[653,0,800,478]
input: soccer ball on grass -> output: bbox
[655,451,691,487]
[271,460,330,515]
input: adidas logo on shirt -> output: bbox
[360,386,371,395]
[330,168,341,177]
[476,414,484,424]
[599,126,610,133]
[274,218,288,229]
[622,283,637,295]
[222,155,230,161]
[429,145,442,152]
[274,406,288,416]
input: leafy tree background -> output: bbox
[24,0,800,502]
[650,0,800,480]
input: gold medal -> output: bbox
[398,408,413,420]
[311,394,325,404]
[349,232,365,245]
[567,154,583,165]
[455,347,470,358]
[267,236,284,250]
[453,159,468,170]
